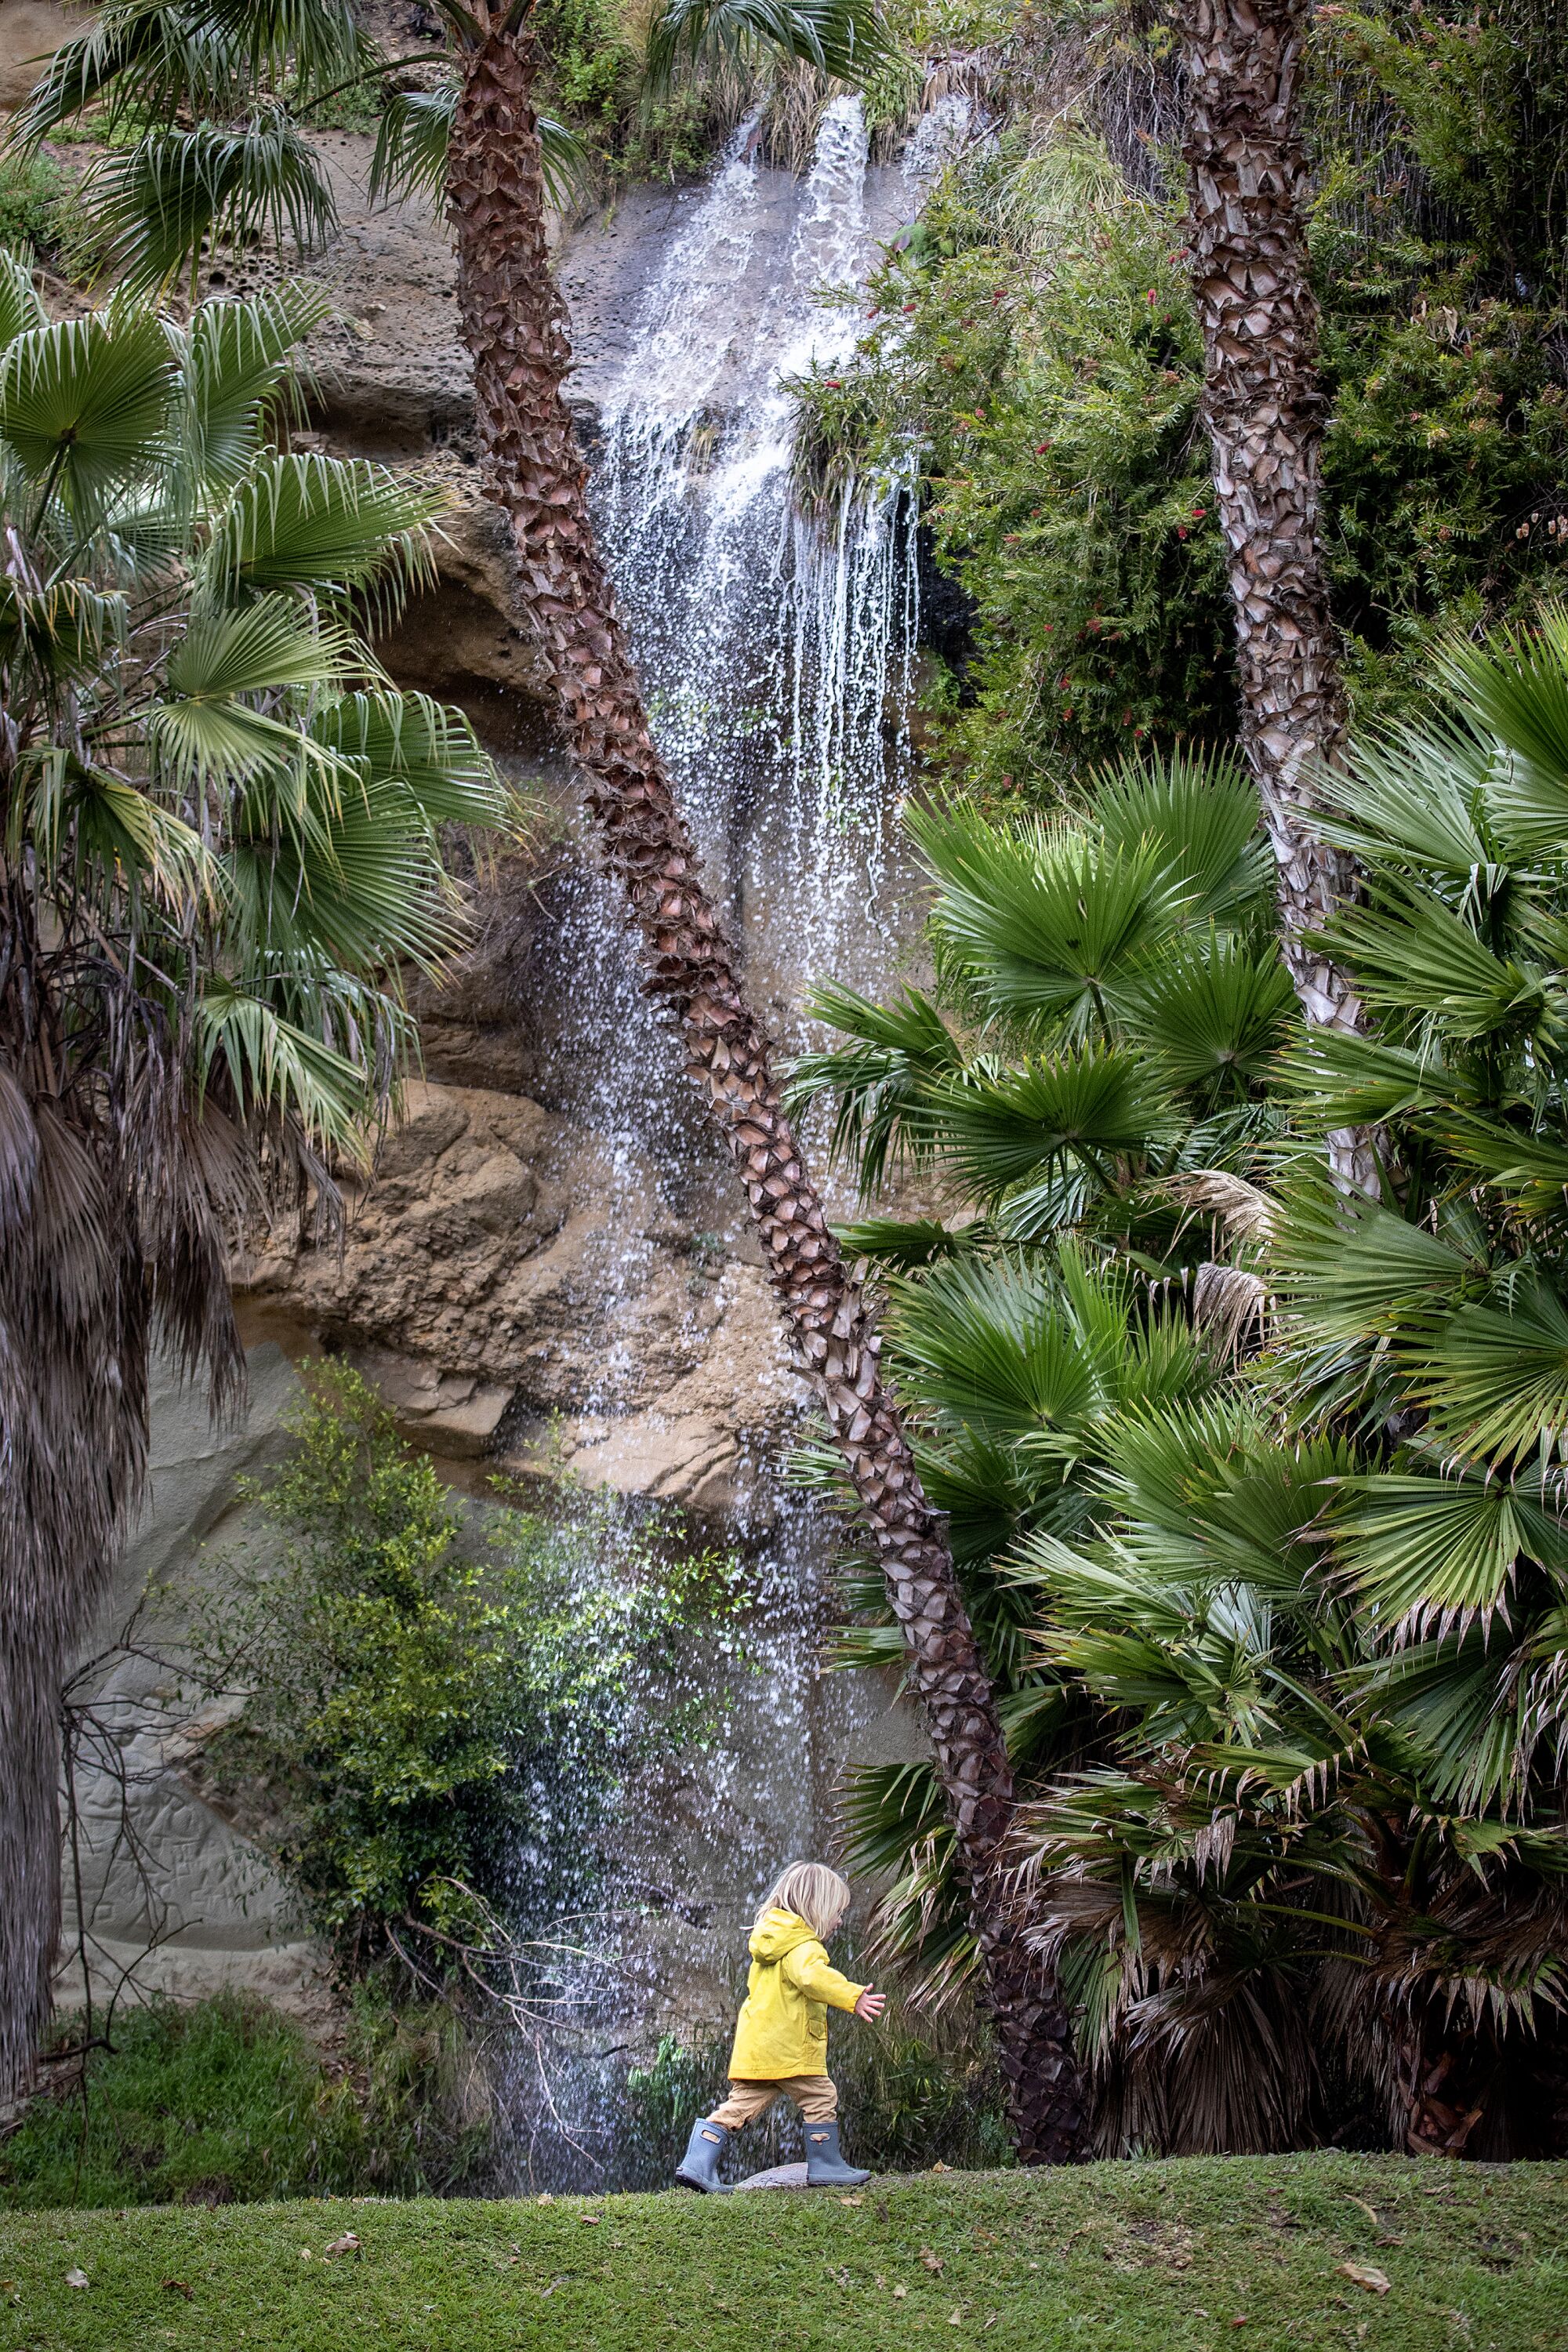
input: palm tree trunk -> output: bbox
[1173,0,1374,1190]
[445,20,1085,2162]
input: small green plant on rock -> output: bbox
[191,1363,748,1979]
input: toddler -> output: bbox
[675,1860,886,2193]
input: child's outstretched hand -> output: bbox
[854,1987,887,2021]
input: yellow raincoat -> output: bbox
[728,1907,867,2080]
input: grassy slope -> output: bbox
[0,2157,1563,2352]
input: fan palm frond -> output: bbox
[0,310,177,524]
[199,451,440,608]
[909,798,1181,1044]
[644,0,894,94]
[1087,746,1271,927]
[183,285,328,492]
[84,116,336,296]
[1124,928,1297,1095]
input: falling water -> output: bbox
[499,96,969,2187]
[589,94,942,1011]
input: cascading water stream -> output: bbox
[591,94,934,1004]
[504,96,971,2187]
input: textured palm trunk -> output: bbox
[1174,0,1374,1190]
[445,22,1084,2161]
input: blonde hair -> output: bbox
[756,1861,851,1941]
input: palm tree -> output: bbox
[1009,619,1568,2157]
[1010,1395,1568,2158]
[1168,0,1373,1185]
[13,2,1091,2157]
[0,267,513,2100]
[789,753,1287,2019]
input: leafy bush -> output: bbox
[621,1994,1011,2183]
[0,1990,493,2209]
[789,3,1568,797]
[193,1363,746,1969]
[792,144,1233,792]
[0,153,71,253]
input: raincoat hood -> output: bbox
[749,1908,820,1965]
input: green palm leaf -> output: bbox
[886,1253,1100,1443]
[371,80,590,213]
[644,0,894,93]
[786,980,961,1192]
[1281,1025,1475,1127]
[1331,1467,1568,1627]
[1088,746,1271,925]
[1322,882,1547,1041]
[909,798,1180,1044]
[1269,1174,1477,1345]
[148,597,355,783]
[1420,1279,1568,1466]
[195,974,372,1156]
[10,3,248,147]
[85,116,336,296]
[1124,929,1297,1094]
[309,691,503,829]
[0,310,176,520]
[0,251,45,355]
[201,452,440,603]
[184,286,328,490]
[1437,608,1568,852]
[829,1214,975,1269]
[1314,714,1498,878]
[225,777,465,975]
[914,1044,1178,1202]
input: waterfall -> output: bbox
[590,95,926,1007]
[501,97,967,2187]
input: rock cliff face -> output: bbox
[239,1077,797,1516]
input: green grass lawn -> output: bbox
[0,2155,1563,2352]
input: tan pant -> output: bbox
[709,2073,838,2129]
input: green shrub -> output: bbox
[191,1363,746,1969]
[0,1990,491,2210]
[791,144,1233,793]
[789,4,1568,801]
[0,154,70,253]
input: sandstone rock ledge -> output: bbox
[237,1080,806,1523]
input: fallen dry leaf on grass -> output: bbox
[579,2215,602,2227]
[949,2308,965,2327]
[920,2248,945,2275]
[1346,2196,1381,2229]
[64,2270,89,2291]
[1338,2263,1392,2296]
[838,2195,864,2208]
[324,2234,361,2258]
[892,2284,908,2299]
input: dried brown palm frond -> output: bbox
[1020,1872,1320,2157]
[1167,1166,1276,1242]
[1190,1259,1270,1362]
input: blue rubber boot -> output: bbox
[674,2115,731,2193]
[804,2119,871,2187]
